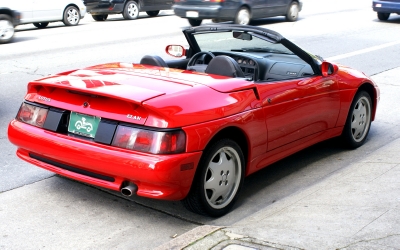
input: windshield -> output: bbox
[193,31,294,55]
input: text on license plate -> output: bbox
[68,112,100,138]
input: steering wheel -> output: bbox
[187,51,215,72]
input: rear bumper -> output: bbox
[85,3,125,14]
[173,4,236,20]
[8,120,202,201]
[373,1,400,13]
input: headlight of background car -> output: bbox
[112,125,186,154]
[16,103,49,128]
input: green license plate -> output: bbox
[68,112,100,138]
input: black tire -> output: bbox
[188,19,202,26]
[63,6,81,26]
[146,10,159,17]
[234,7,250,25]
[92,14,108,21]
[0,14,15,44]
[33,22,49,28]
[123,1,140,20]
[341,91,372,149]
[377,12,390,21]
[182,139,245,217]
[286,1,299,22]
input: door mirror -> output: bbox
[321,61,338,76]
[165,45,186,57]
[233,31,252,41]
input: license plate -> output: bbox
[186,11,199,18]
[68,112,100,138]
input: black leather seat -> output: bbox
[205,55,245,78]
[140,55,168,67]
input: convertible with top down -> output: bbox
[8,24,379,217]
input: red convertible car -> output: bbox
[8,24,379,217]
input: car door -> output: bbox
[258,75,340,151]
[32,0,62,21]
[262,0,287,16]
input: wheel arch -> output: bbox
[0,9,13,17]
[357,82,378,121]
[64,4,81,17]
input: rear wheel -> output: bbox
[63,6,81,26]
[188,19,202,26]
[235,7,250,25]
[341,91,372,149]
[377,12,390,20]
[182,139,245,217]
[286,1,299,22]
[33,22,49,28]
[92,14,108,21]
[123,1,139,20]
[146,10,159,17]
[0,14,15,44]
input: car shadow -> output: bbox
[372,15,400,23]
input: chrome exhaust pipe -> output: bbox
[120,182,138,197]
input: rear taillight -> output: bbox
[16,103,49,128]
[111,125,186,154]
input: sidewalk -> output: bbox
[156,68,400,250]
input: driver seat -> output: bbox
[205,56,245,78]
[140,55,168,67]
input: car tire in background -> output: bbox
[146,10,160,17]
[33,22,49,28]
[182,139,245,217]
[377,12,390,20]
[188,19,202,26]
[341,91,372,149]
[235,7,251,25]
[63,6,81,26]
[285,1,299,22]
[0,14,14,44]
[123,1,140,20]
[92,14,108,21]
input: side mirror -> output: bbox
[165,45,186,58]
[321,61,338,77]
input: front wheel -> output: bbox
[235,7,250,25]
[188,19,202,26]
[377,12,390,20]
[182,139,245,217]
[63,6,81,26]
[286,1,299,22]
[33,22,49,28]
[92,14,108,21]
[341,91,372,149]
[0,14,15,44]
[123,1,140,20]
[146,11,159,17]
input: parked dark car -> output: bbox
[373,0,400,20]
[0,7,20,44]
[173,0,302,26]
[83,0,173,21]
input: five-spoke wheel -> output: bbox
[63,6,80,26]
[123,1,140,20]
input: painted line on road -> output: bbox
[327,40,400,61]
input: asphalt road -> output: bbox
[1,0,400,249]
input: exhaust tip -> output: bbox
[120,183,138,197]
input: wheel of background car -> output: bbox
[235,7,250,25]
[187,51,215,72]
[0,14,15,44]
[188,19,202,26]
[182,139,245,217]
[377,12,390,21]
[286,1,299,22]
[341,91,372,149]
[123,1,140,20]
[146,11,159,17]
[92,14,108,21]
[63,6,80,26]
[33,22,49,28]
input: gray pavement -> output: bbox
[156,68,400,249]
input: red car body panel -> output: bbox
[8,60,379,201]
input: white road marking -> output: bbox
[327,40,400,61]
